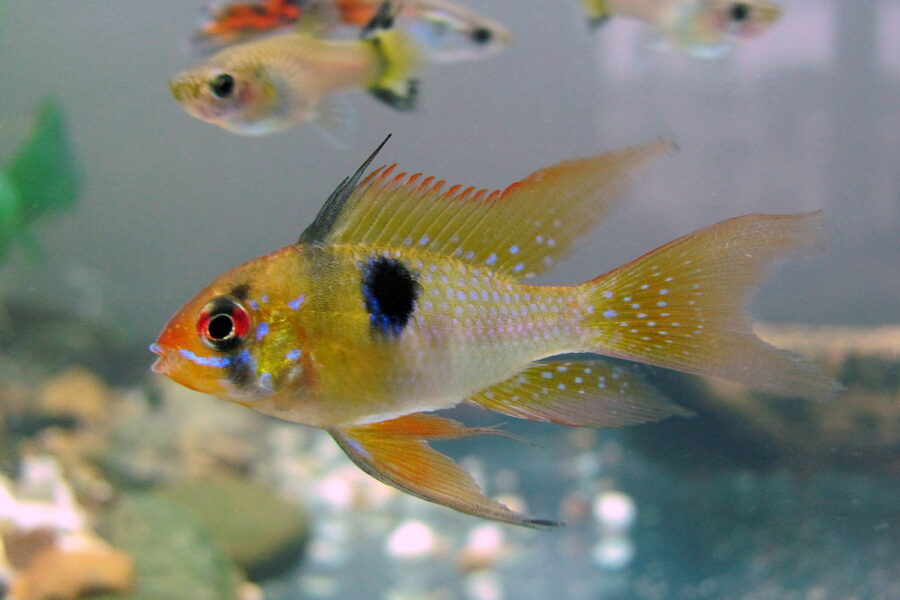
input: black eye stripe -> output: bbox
[199,296,248,352]
[230,283,250,301]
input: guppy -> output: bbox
[151,137,837,527]
[581,0,782,59]
[192,0,512,63]
[170,3,420,137]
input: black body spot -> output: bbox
[730,3,751,22]
[361,256,420,337]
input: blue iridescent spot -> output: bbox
[248,300,260,310]
[178,349,231,368]
[288,294,306,310]
[256,322,270,340]
[285,349,302,361]
[485,253,497,266]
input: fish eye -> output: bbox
[210,73,235,99]
[730,3,751,22]
[197,297,250,351]
[471,27,493,44]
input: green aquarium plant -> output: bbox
[0,99,81,263]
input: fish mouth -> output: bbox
[169,78,200,104]
[149,342,174,375]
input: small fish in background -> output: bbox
[151,136,838,526]
[192,0,304,51]
[170,2,420,141]
[192,0,512,63]
[581,0,782,59]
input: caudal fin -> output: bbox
[361,2,421,111]
[580,0,614,29]
[581,212,840,400]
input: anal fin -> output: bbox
[330,414,557,528]
[468,359,693,428]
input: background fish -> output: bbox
[170,3,420,138]
[151,137,838,526]
[582,0,782,58]
[192,0,303,51]
[192,0,512,63]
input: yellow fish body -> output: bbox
[152,137,837,526]
[583,0,782,58]
[170,3,420,136]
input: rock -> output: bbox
[100,494,238,600]
[9,542,133,600]
[100,380,268,488]
[624,324,900,476]
[37,368,110,423]
[155,476,308,581]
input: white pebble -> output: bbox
[592,534,635,570]
[592,490,636,531]
[465,570,504,600]
[386,520,438,559]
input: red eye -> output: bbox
[197,297,251,350]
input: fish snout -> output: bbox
[149,342,176,375]
[169,77,200,103]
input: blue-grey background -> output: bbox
[0,0,897,336]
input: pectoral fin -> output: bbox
[330,414,557,528]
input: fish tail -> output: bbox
[579,212,840,400]
[580,0,614,29]
[361,2,421,111]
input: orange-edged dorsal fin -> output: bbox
[468,360,693,428]
[299,136,674,279]
[329,414,558,528]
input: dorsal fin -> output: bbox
[294,0,339,36]
[300,137,673,279]
[299,134,392,244]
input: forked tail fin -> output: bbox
[580,0,614,29]
[581,212,840,400]
[362,2,421,111]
